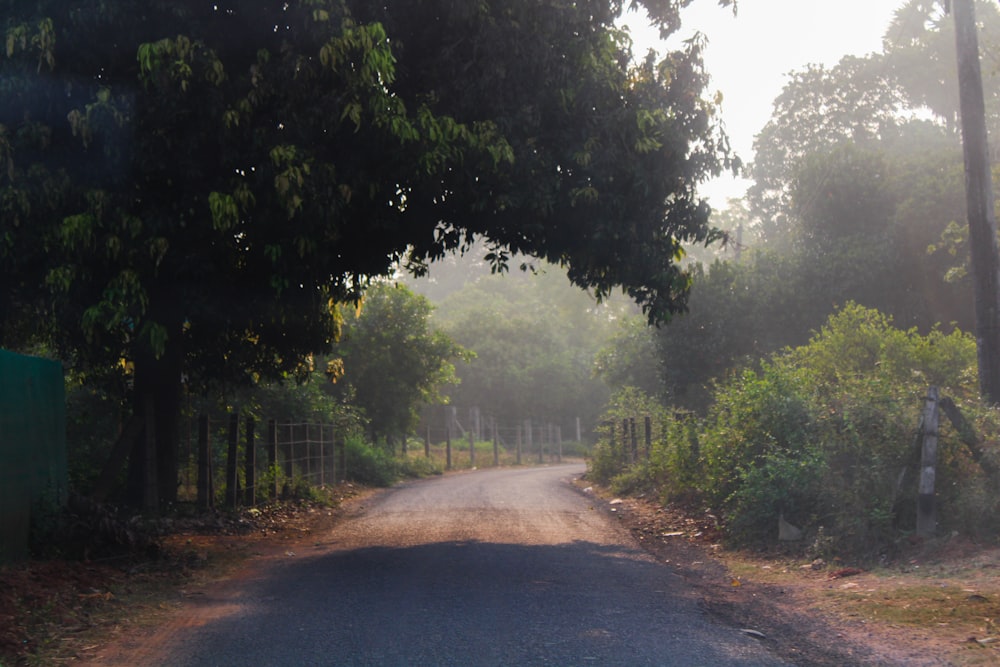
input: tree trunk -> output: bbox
[127,313,184,512]
[953,0,1000,403]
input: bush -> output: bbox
[590,303,999,560]
[699,363,821,546]
[399,454,443,478]
[700,304,982,556]
[343,436,401,487]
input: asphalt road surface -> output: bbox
[154,464,791,666]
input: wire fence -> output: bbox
[176,408,590,509]
[178,416,346,509]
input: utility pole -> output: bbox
[952,0,1000,403]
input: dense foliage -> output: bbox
[588,1,1000,559]
[592,304,996,558]
[1,0,736,508]
[328,282,465,448]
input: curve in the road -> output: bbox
[117,465,793,666]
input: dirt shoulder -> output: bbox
[580,484,1000,667]
[0,484,377,666]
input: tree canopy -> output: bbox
[1,0,735,508]
[648,0,1000,411]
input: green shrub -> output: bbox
[700,304,982,556]
[699,363,819,545]
[657,414,702,503]
[609,463,658,496]
[587,440,626,486]
[399,454,443,478]
[343,435,401,486]
[591,303,998,560]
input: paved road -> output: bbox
[155,464,790,666]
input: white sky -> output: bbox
[626,0,909,207]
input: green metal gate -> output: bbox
[0,349,68,562]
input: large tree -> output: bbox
[1,0,735,509]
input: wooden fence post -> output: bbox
[319,423,325,487]
[468,428,475,466]
[622,418,630,463]
[516,423,522,465]
[244,417,256,506]
[917,386,940,538]
[492,419,499,466]
[537,421,543,464]
[225,413,239,509]
[284,423,294,484]
[644,416,652,460]
[425,425,431,458]
[446,421,452,470]
[306,423,314,482]
[197,414,211,511]
[267,419,278,500]
[629,417,638,463]
[525,419,534,463]
[556,425,562,462]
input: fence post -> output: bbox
[267,419,278,500]
[468,428,475,466]
[629,417,638,463]
[493,419,499,466]
[537,421,543,463]
[644,416,652,460]
[576,416,581,443]
[225,413,239,509]
[516,423,522,465]
[197,414,212,511]
[556,425,562,462]
[917,386,940,538]
[446,421,452,470]
[319,423,325,487]
[525,419,534,463]
[425,425,431,458]
[306,423,314,483]
[244,417,256,506]
[622,418,629,463]
[284,423,294,487]
[338,433,346,482]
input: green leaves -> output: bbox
[2,0,734,417]
[208,192,239,231]
[4,18,54,70]
[691,302,980,552]
[333,282,465,442]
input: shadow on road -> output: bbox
[161,539,791,666]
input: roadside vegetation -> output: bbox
[590,303,1000,560]
[586,0,1000,565]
